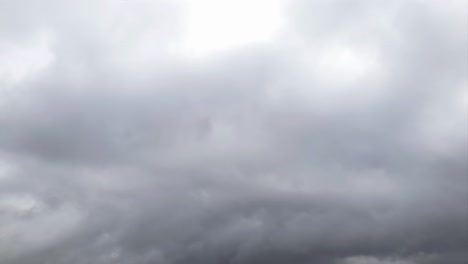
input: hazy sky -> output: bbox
[0,0,467,263]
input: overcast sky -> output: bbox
[0,0,467,263]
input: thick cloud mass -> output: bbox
[0,0,467,263]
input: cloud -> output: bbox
[0,0,466,263]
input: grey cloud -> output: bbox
[0,0,467,264]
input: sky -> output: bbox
[0,0,467,263]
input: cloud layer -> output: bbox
[0,0,467,263]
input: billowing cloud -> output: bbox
[0,0,467,263]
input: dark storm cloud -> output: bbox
[0,0,467,264]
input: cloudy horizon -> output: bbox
[0,0,467,263]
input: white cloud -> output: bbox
[183,0,284,57]
[0,30,54,86]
